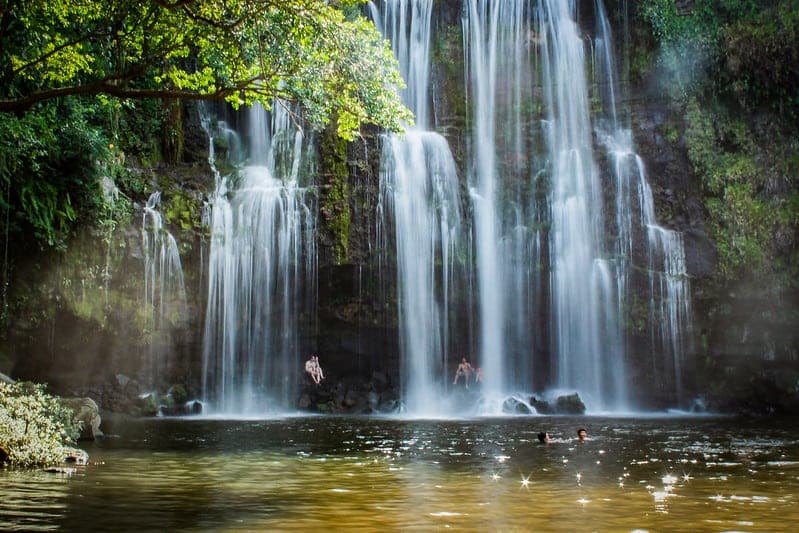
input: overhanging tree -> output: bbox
[0,0,411,138]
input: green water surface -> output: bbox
[1,415,797,531]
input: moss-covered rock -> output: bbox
[317,119,352,264]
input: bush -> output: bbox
[0,382,81,467]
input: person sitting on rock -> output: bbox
[453,358,473,388]
[313,355,324,384]
[305,356,317,383]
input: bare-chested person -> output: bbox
[304,355,324,384]
[313,356,324,383]
[304,356,317,383]
[453,358,473,388]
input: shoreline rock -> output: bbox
[62,397,103,440]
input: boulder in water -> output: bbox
[529,396,553,414]
[502,397,533,415]
[64,447,89,465]
[188,400,203,415]
[554,393,586,415]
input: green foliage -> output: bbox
[683,100,796,281]
[1,0,411,140]
[168,384,188,405]
[0,382,81,467]
[705,183,773,278]
[164,190,202,232]
[721,2,799,120]
[643,0,799,283]
[318,120,351,263]
[0,100,108,249]
[140,394,159,417]
[641,0,799,121]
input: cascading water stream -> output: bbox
[370,0,692,411]
[464,0,539,402]
[201,103,317,414]
[374,0,466,415]
[192,0,692,414]
[593,1,692,406]
[535,0,627,409]
[142,191,187,388]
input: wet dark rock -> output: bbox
[529,396,553,414]
[554,393,586,415]
[378,399,400,413]
[296,364,400,414]
[683,228,718,279]
[502,397,533,415]
[367,391,380,411]
[64,447,89,465]
[188,400,203,415]
[343,389,359,408]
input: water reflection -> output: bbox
[1,416,797,530]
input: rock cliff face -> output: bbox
[1,1,796,415]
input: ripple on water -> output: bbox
[1,416,797,531]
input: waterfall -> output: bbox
[464,0,541,398]
[375,0,466,415]
[593,1,692,406]
[190,0,692,413]
[141,191,187,388]
[201,103,317,414]
[533,0,626,409]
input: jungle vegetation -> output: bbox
[0,0,410,253]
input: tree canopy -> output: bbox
[0,0,411,138]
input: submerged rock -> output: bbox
[64,447,89,465]
[45,467,77,474]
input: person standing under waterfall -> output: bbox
[453,358,474,388]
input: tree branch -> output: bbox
[0,76,279,113]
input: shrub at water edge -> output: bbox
[0,382,81,467]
